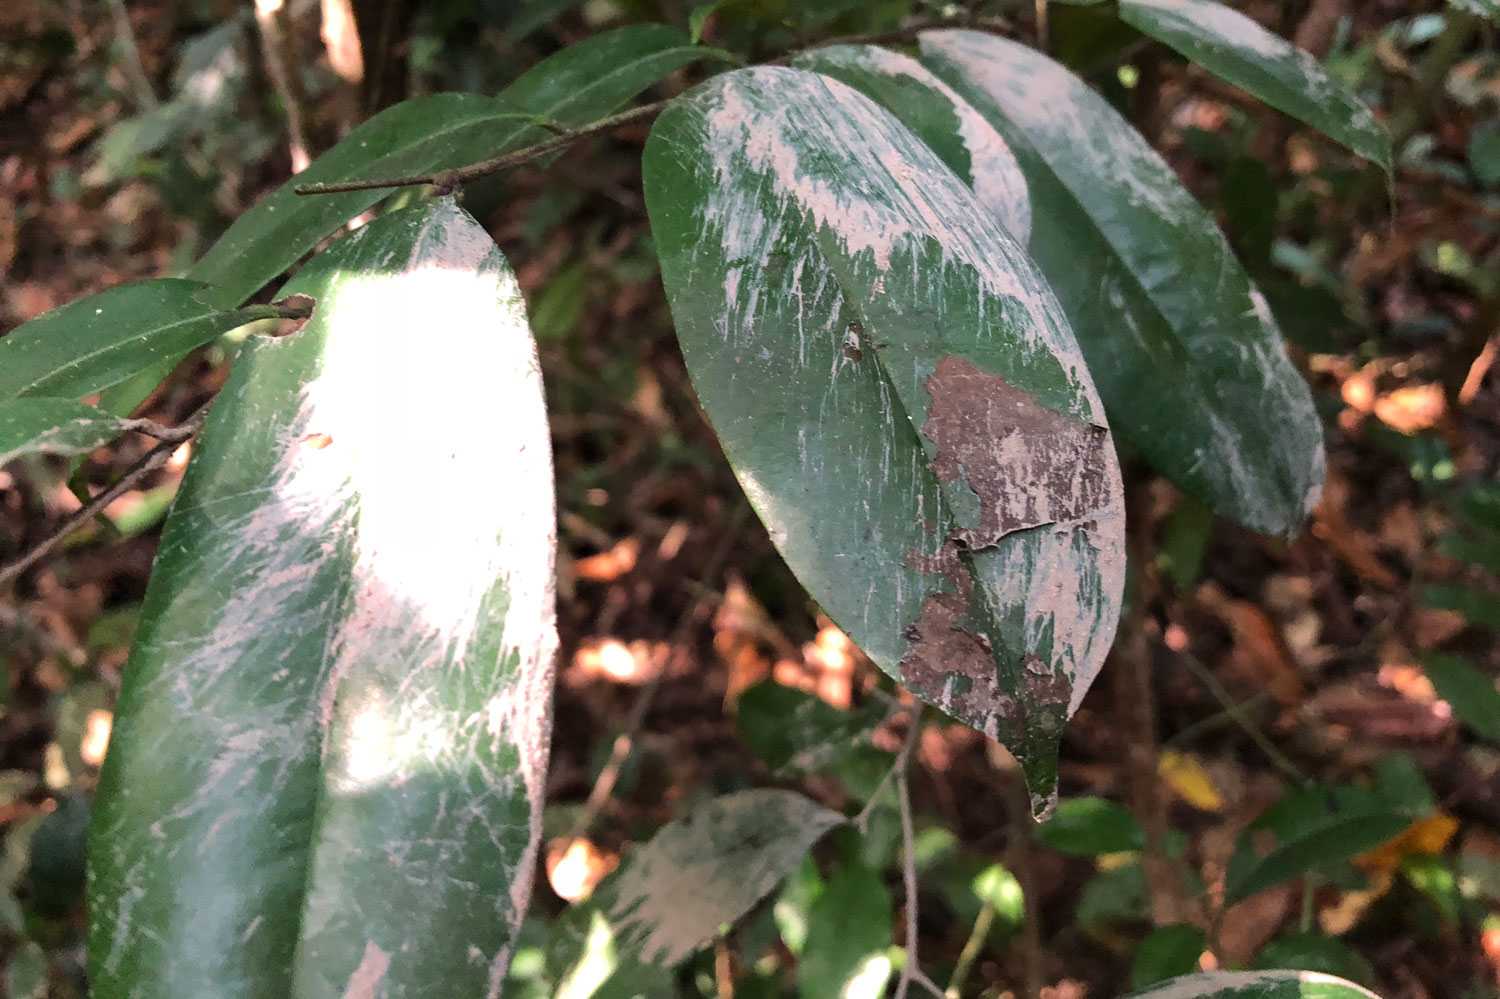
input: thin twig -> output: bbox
[895,768,919,999]
[855,705,924,832]
[295,101,670,196]
[293,13,1015,198]
[105,0,159,109]
[895,763,949,999]
[0,603,86,667]
[1007,767,1043,999]
[1172,645,1312,787]
[0,406,210,590]
[254,0,312,172]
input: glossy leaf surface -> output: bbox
[645,66,1125,812]
[602,790,846,966]
[1118,0,1391,174]
[190,25,718,307]
[0,400,146,466]
[88,198,557,998]
[0,280,279,400]
[1125,970,1381,999]
[789,44,1031,242]
[921,31,1325,536]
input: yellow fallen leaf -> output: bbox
[1158,749,1224,812]
[1355,812,1460,874]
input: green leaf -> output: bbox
[645,65,1126,814]
[1077,861,1148,932]
[972,862,1025,923]
[0,399,147,466]
[1255,932,1375,984]
[789,44,1030,241]
[1117,0,1391,174]
[1423,652,1500,744]
[27,792,89,916]
[1225,785,1413,902]
[1468,121,1500,185]
[689,4,717,44]
[1420,583,1500,631]
[735,680,888,777]
[0,279,279,400]
[1125,970,1381,999]
[1036,796,1144,855]
[601,789,846,967]
[1131,923,1207,989]
[921,31,1325,537]
[87,198,558,997]
[189,25,718,307]
[799,859,893,999]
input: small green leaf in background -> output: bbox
[788,44,1031,241]
[88,198,557,998]
[1077,861,1149,933]
[735,680,888,778]
[1225,784,1415,902]
[1420,584,1500,632]
[1220,156,1279,269]
[0,279,282,401]
[646,65,1126,813]
[689,4,717,44]
[973,862,1024,921]
[1423,652,1500,744]
[27,792,89,917]
[0,399,148,467]
[6,940,49,999]
[799,859,893,999]
[1036,796,1145,855]
[1117,0,1392,174]
[921,31,1325,538]
[1468,121,1500,186]
[1254,933,1375,987]
[603,790,846,967]
[1131,923,1206,989]
[773,854,825,957]
[1124,969,1380,999]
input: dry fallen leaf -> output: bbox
[1374,383,1446,434]
[1159,748,1224,812]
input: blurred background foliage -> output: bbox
[1,0,1500,995]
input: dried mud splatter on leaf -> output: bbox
[921,355,1111,546]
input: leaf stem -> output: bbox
[945,900,995,998]
[292,13,1014,198]
[855,705,923,832]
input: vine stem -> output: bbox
[292,13,1013,198]
[0,404,210,591]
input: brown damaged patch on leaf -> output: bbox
[898,542,1072,741]
[899,543,1011,727]
[921,355,1111,548]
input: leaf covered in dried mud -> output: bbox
[644,66,1126,813]
[920,31,1325,537]
[88,197,556,998]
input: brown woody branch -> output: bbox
[292,13,1013,198]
